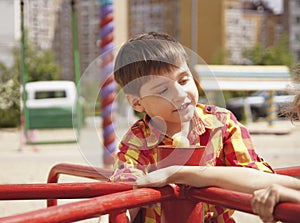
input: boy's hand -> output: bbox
[110,163,145,182]
[251,184,281,223]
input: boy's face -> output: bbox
[136,62,199,133]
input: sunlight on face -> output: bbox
[138,62,199,135]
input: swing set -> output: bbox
[21,0,82,145]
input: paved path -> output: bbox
[0,120,299,222]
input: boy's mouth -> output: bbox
[173,102,191,112]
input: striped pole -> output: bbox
[266,90,277,126]
[99,0,117,167]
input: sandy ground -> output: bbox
[0,120,299,222]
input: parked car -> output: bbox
[226,90,296,121]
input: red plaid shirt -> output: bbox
[110,103,274,223]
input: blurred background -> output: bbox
[0,0,299,128]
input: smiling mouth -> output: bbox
[174,102,191,112]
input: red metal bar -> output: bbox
[47,163,113,206]
[275,166,300,177]
[0,187,175,223]
[0,182,131,200]
[160,184,203,223]
[109,211,127,223]
[189,186,300,223]
[274,202,300,223]
[0,183,299,223]
[47,163,113,183]
[189,187,253,213]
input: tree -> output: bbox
[13,40,61,82]
[291,62,300,82]
[243,35,294,69]
[0,39,61,127]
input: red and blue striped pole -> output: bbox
[99,0,116,167]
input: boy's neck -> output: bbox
[149,116,191,138]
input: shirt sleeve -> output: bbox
[221,110,274,173]
[110,121,157,182]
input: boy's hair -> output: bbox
[282,92,300,122]
[114,32,200,95]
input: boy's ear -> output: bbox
[126,94,145,113]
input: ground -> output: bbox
[0,120,299,222]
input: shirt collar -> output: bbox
[142,104,224,144]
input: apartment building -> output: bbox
[0,0,20,67]
[4,0,292,80]
[128,0,179,39]
[23,0,127,80]
[23,0,59,50]
[283,0,300,61]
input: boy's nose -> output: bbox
[173,83,187,101]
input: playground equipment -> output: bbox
[0,163,299,222]
[99,0,117,166]
[25,81,77,130]
[20,0,82,145]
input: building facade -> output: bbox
[179,0,283,65]
[128,0,179,39]
[0,0,20,67]
[23,0,128,81]
[4,0,295,81]
[284,0,300,61]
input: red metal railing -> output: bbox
[46,163,113,206]
[275,166,300,177]
[0,184,300,223]
[0,182,131,200]
[47,163,113,183]
[0,165,299,223]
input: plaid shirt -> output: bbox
[110,103,274,223]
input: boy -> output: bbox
[136,90,300,223]
[110,32,273,223]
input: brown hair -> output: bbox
[285,92,300,122]
[114,32,201,95]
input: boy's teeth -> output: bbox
[179,103,187,110]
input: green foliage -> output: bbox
[0,38,61,127]
[291,62,300,82]
[0,80,21,127]
[13,41,61,82]
[211,48,230,65]
[243,35,294,68]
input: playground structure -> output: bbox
[0,163,299,222]
[20,0,83,146]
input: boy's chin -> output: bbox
[175,114,194,124]
[178,109,195,121]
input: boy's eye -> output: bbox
[179,77,189,85]
[158,87,168,95]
